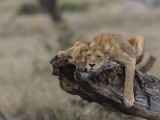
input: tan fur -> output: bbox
[85,33,144,107]
[129,36,144,64]
[58,41,90,68]
[57,33,144,107]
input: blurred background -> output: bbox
[0,0,160,120]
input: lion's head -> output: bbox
[68,41,90,69]
[74,41,90,52]
[75,57,86,69]
[70,49,88,69]
[70,41,90,58]
[85,46,110,71]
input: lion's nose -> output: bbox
[89,64,95,67]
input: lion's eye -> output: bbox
[81,50,84,53]
[87,54,90,57]
[97,55,101,58]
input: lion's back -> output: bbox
[94,33,135,58]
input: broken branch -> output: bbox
[50,56,160,120]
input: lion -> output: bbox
[58,41,90,69]
[58,36,144,70]
[85,33,144,107]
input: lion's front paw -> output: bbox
[124,93,135,107]
[58,51,66,58]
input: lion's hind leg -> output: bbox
[129,36,144,64]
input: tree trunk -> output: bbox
[39,0,63,22]
[50,56,160,120]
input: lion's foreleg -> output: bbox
[58,47,74,58]
[123,59,135,107]
[113,52,136,107]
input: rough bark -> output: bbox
[50,56,160,120]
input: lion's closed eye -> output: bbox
[87,54,91,57]
[97,55,102,58]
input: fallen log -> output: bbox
[50,56,160,120]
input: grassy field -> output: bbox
[0,0,160,120]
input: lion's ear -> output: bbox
[80,48,88,53]
[74,41,81,46]
[69,59,76,65]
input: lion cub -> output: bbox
[58,41,90,69]
[86,33,144,107]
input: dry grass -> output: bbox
[0,0,159,120]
